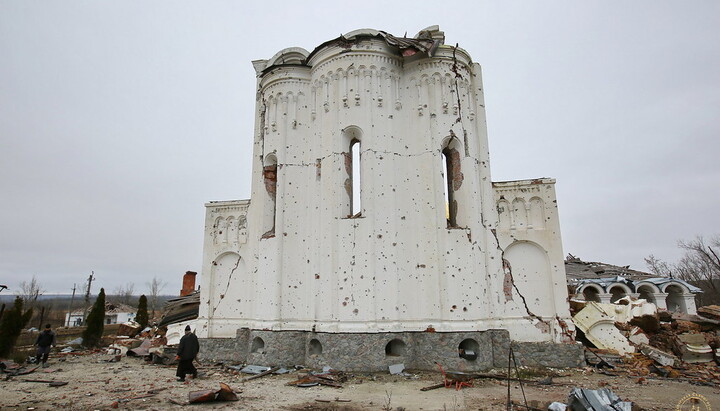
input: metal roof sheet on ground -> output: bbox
[158,291,199,327]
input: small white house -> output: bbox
[65,302,137,327]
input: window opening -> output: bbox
[262,156,277,238]
[458,339,479,361]
[251,336,265,353]
[442,146,459,227]
[385,339,407,357]
[308,339,323,355]
[351,139,361,216]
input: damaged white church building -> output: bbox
[196,26,583,371]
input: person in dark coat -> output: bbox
[175,325,199,382]
[34,324,56,368]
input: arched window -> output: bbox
[262,154,277,238]
[342,126,363,218]
[582,286,601,303]
[665,284,687,313]
[609,285,628,303]
[441,138,463,228]
[351,139,361,216]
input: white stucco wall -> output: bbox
[197,27,573,343]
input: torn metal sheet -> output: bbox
[567,388,632,411]
[188,390,217,404]
[388,363,405,375]
[188,383,239,404]
[127,339,152,357]
[216,382,239,401]
[240,365,271,375]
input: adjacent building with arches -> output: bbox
[566,256,702,315]
[196,26,581,371]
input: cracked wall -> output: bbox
[197,27,572,343]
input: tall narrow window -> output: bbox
[262,155,277,238]
[351,139,361,216]
[342,126,363,218]
[442,139,463,228]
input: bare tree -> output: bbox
[19,275,44,309]
[111,283,136,305]
[646,235,720,305]
[676,236,720,298]
[644,254,672,277]
[146,276,167,319]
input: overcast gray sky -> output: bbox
[1,1,718,295]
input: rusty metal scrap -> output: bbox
[188,383,239,404]
[287,370,347,388]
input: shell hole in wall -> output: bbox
[385,339,407,357]
[251,337,265,353]
[309,339,323,355]
[458,339,479,361]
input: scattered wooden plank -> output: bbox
[420,383,446,391]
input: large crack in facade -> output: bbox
[490,228,550,328]
[210,254,242,316]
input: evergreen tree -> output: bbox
[82,288,106,347]
[135,294,149,328]
[0,297,33,357]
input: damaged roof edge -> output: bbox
[492,178,556,187]
[257,25,447,76]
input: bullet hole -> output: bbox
[315,274,320,279]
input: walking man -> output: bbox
[175,325,199,382]
[34,324,56,368]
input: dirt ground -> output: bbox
[1,351,719,410]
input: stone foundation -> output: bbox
[199,329,584,371]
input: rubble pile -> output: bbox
[571,300,720,385]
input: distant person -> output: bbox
[175,325,199,382]
[34,324,56,368]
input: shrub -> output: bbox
[82,288,106,348]
[0,297,33,357]
[135,295,149,329]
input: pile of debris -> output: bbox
[571,299,720,384]
[100,291,201,365]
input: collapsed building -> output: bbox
[196,26,582,371]
[565,255,701,315]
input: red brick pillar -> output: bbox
[180,271,197,296]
